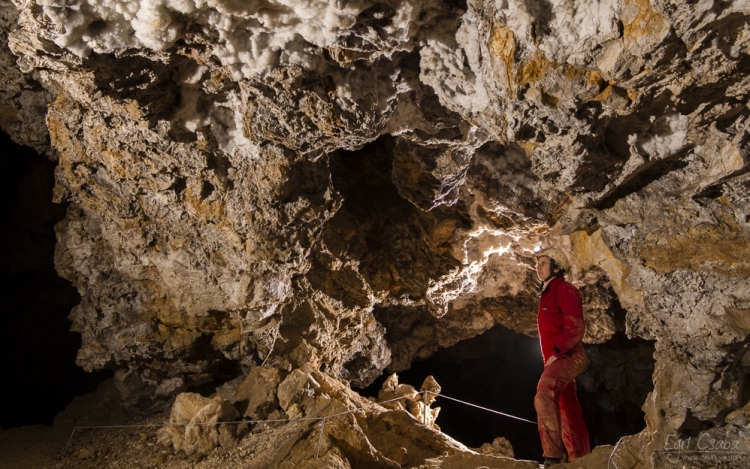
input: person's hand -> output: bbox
[545,356,558,366]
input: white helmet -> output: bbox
[536,247,570,273]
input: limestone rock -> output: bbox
[0,3,53,153]
[556,445,620,469]
[234,366,282,420]
[420,375,441,406]
[277,367,322,412]
[726,400,750,428]
[157,392,240,456]
[208,365,537,468]
[477,437,515,459]
[578,267,619,345]
[419,452,537,469]
[377,373,441,429]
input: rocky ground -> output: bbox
[0,373,546,469]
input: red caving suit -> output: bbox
[535,275,590,460]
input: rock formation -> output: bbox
[1,0,749,467]
[156,367,536,468]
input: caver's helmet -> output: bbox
[536,247,570,273]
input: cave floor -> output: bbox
[0,381,180,469]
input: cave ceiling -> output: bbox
[1,0,750,464]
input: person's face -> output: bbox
[536,256,552,282]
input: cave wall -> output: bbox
[1,0,749,466]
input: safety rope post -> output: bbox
[316,418,326,458]
[63,427,76,458]
[608,437,623,469]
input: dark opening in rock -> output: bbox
[362,324,655,461]
[0,130,112,429]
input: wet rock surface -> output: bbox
[1,0,750,467]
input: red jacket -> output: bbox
[538,276,585,361]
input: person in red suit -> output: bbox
[534,248,590,468]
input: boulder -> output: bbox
[234,366,283,419]
[277,368,322,412]
[377,373,441,428]
[477,437,515,459]
[157,392,240,455]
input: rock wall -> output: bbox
[1,0,749,466]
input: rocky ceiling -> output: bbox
[1,0,750,466]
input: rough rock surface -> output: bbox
[377,373,442,429]
[156,392,241,456]
[1,0,750,467]
[233,365,282,419]
[477,437,516,459]
[158,366,536,468]
[0,374,537,469]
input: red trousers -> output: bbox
[534,346,590,460]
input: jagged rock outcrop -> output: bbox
[157,367,536,468]
[1,0,749,467]
[156,392,241,456]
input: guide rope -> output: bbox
[63,391,536,458]
[425,391,538,425]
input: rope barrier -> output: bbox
[425,391,538,425]
[62,390,536,458]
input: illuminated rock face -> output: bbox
[1,0,749,466]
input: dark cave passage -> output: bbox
[363,324,655,462]
[0,130,112,429]
[332,134,656,461]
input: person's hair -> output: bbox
[549,259,564,276]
